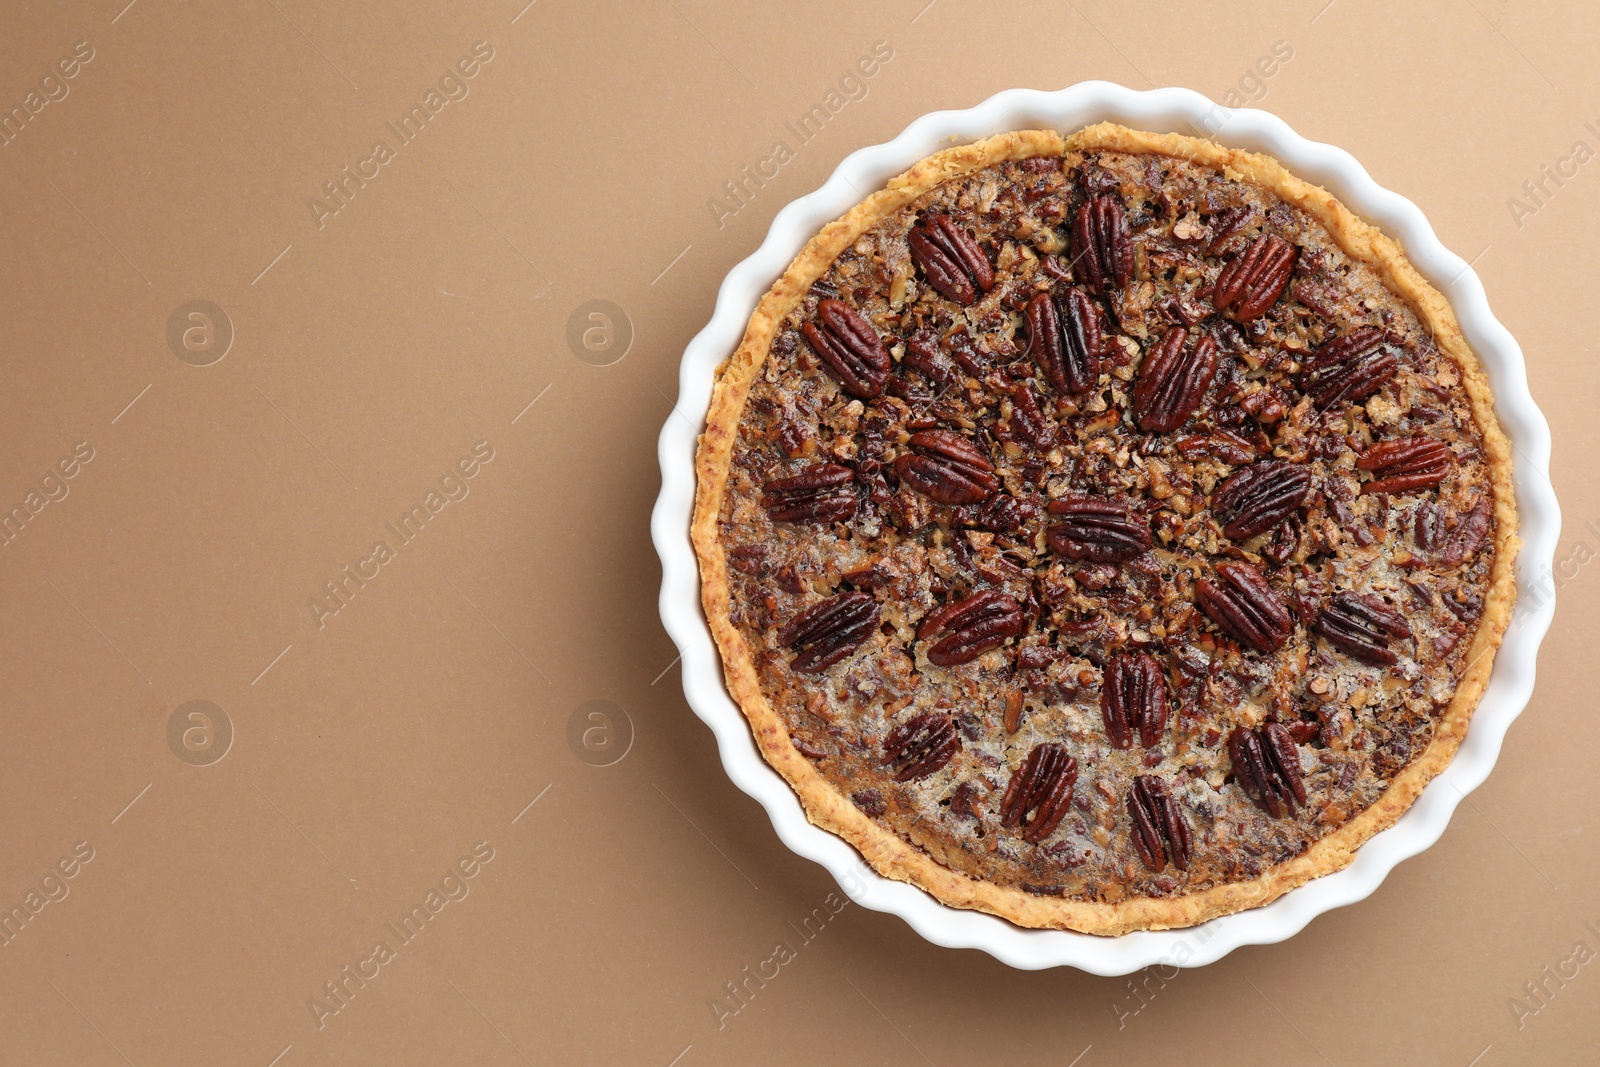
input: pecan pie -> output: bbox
[692,125,1517,934]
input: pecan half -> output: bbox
[1260,517,1301,567]
[1045,496,1152,563]
[917,590,1026,666]
[894,429,997,505]
[1228,722,1306,817]
[1102,650,1170,749]
[1000,743,1077,843]
[1195,561,1294,653]
[881,713,959,781]
[1007,380,1056,449]
[1132,326,1220,433]
[908,213,994,305]
[1357,437,1452,495]
[1299,326,1398,409]
[902,330,961,391]
[1205,203,1259,257]
[1176,429,1258,466]
[1314,591,1411,666]
[1212,233,1296,322]
[852,787,886,817]
[1438,499,1492,568]
[1305,325,1381,368]
[780,591,879,673]
[1413,500,1446,554]
[762,463,858,523]
[1025,288,1105,395]
[799,298,891,399]
[1128,776,1191,871]
[1212,459,1312,539]
[972,493,1023,533]
[1070,193,1133,294]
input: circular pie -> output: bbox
[691,124,1517,934]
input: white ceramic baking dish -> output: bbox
[651,83,1558,973]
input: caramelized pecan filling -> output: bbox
[717,147,1494,902]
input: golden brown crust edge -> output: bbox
[691,124,1519,935]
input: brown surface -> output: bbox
[0,0,1591,1064]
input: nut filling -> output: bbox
[698,127,1513,929]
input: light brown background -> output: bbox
[0,0,1593,1064]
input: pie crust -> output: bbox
[692,124,1517,934]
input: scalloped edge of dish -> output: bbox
[651,83,1558,974]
